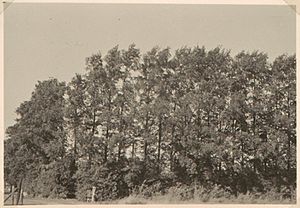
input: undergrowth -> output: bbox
[116,184,296,204]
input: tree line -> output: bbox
[4,44,296,201]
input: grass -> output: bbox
[4,185,296,205]
[4,194,295,205]
[116,185,296,204]
[4,194,87,205]
[115,193,296,204]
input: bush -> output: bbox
[123,158,145,193]
[167,183,194,201]
[120,183,296,204]
[75,160,129,202]
[75,162,97,201]
[30,159,75,198]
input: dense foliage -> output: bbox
[5,44,296,202]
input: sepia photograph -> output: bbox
[2,0,298,206]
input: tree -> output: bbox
[5,79,71,198]
[267,54,296,193]
[5,45,296,201]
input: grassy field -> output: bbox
[116,194,296,204]
[4,194,296,205]
[4,195,87,205]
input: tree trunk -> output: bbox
[118,103,125,161]
[74,127,77,159]
[131,140,135,159]
[144,141,148,161]
[104,90,112,163]
[144,111,149,161]
[16,178,23,205]
[252,112,256,135]
[20,188,24,205]
[287,91,291,172]
[157,115,162,166]
[170,124,175,171]
[104,127,109,163]
[11,186,15,205]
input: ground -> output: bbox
[4,194,296,205]
[4,195,87,205]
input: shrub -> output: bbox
[76,160,129,202]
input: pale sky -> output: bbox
[4,3,296,130]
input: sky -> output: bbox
[4,3,296,130]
